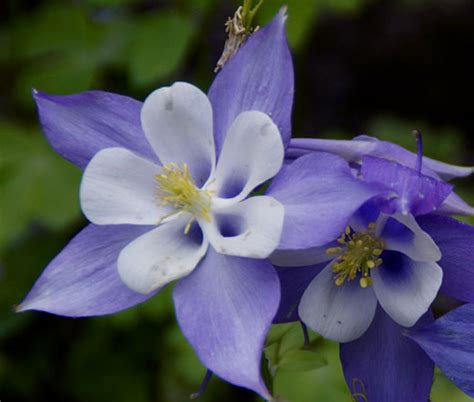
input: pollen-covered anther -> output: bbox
[327,224,384,288]
[155,163,213,232]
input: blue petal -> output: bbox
[407,303,474,397]
[17,224,156,316]
[340,307,434,402]
[361,156,453,216]
[273,263,325,323]
[33,90,157,169]
[288,137,474,216]
[208,8,294,154]
[288,136,474,180]
[266,152,387,250]
[173,248,279,400]
[417,214,474,303]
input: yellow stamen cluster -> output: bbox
[326,223,384,288]
[155,163,212,234]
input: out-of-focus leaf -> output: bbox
[14,54,97,108]
[0,27,12,63]
[266,322,295,346]
[367,116,465,161]
[127,11,195,87]
[258,0,320,50]
[326,0,368,13]
[265,323,325,376]
[274,340,352,402]
[67,324,150,402]
[0,123,81,251]
[431,368,474,402]
[278,349,327,372]
[11,4,96,60]
[83,0,137,6]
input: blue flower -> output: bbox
[18,10,294,399]
[272,135,474,400]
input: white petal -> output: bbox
[270,244,335,267]
[211,111,284,203]
[201,196,284,259]
[381,214,441,262]
[80,147,168,225]
[372,253,443,327]
[141,82,215,186]
[118,215,208,294]
[299,263,378,343]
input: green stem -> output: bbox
[241,0,265,31]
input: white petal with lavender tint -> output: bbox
[299,263,378,343]
[381,214,441,262]
[201,196,284,259]
[118,215,208,294]
[372,251,443,327]
[141,82,215,186]
[211,111,284,203]
[80,147,168,225]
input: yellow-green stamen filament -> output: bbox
[326,223,384,288]
[155,163,212,233]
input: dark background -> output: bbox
[1,0,473,401]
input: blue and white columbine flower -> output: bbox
[18,10,294,399]
[272,137,474,401]
[80,81,285,294]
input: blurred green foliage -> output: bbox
[0,0,473,401]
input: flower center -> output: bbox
[326,223,384,288]
[155,163,212,233]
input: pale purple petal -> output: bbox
[340,307,434,402]
[438,192,474,216]
[33,90,157,169]
[407,303,474,398]
[417,214,474,303]
[299,262,378,343]
[208,8,294,153]
[361,156,452,216]
[372,251,442,327]
[17,224,155,316]
[173,248,279,399]
[266,152,387,250]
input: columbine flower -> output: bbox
[18,10,294,399]
[271,137,474,401]
[79,81,285,294]
[269,134,474,342]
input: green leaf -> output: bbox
[11,4,96,60]
[265,323,325,376]
[127,11,195,88]
[0,123,81,251]
[278,349,327,372]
